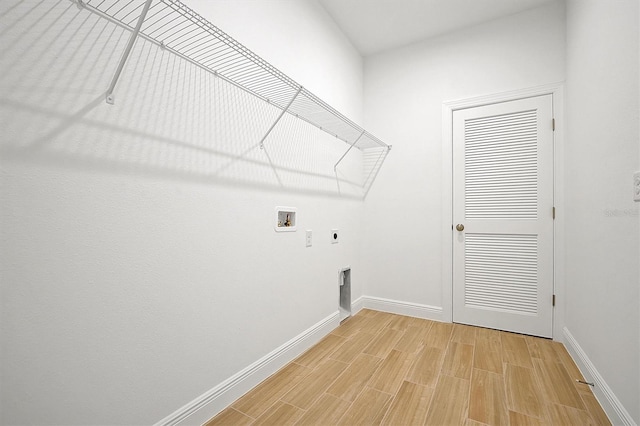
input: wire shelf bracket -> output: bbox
[76,0,392,197]
[334,130,365,172]
[104,0,153,105]
[259,86,302,150]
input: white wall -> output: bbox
[0,0,364,424]
[564,0,639,423]
[363,0,639,422]
[361,2,566,310]
[3,0,637,424]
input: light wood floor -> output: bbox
[206,309,610,425]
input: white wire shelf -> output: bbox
[76,0,391,195]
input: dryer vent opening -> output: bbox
[339,268,351,322]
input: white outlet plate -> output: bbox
[306,230,312,247]
[634,171,640,202]
[331,229,339,244]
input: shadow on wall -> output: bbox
[0,0,381,198]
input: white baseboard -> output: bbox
[155,298,443,425]
[361,296,443,322]
[351,296,364,316]
[562,327,636,426]
[155,311,340,426]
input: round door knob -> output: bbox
[456,224,465,232]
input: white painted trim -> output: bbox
[442,102,454,324]
[351,296,364,315]
[443,83,565,110]
[361,296,443,321]
[155,311,340,426]
[562,327,636,426]
[441,82,565,338]
[550,85,565,340]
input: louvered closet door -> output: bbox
[453,95,554,338]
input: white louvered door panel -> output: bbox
[453,95,554,338]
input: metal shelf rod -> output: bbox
[259,86,303,149]
[334,131,365,171]
[104,0,153,104]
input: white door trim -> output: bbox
[441,83,565,339]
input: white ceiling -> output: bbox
[318,0,559,56]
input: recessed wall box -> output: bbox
[275,207,297,232]
[339,267,351,322]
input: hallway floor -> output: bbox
[206,309,610,425]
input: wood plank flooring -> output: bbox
[206,309,610,425]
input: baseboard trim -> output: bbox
[361,296,443,321]
[562,327,636,426]
[156,298,443,425]
[155,311,340,426]
[351,296,364,316]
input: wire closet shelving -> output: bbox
[76,0,392,197]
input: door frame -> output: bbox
[441,83,565,339]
